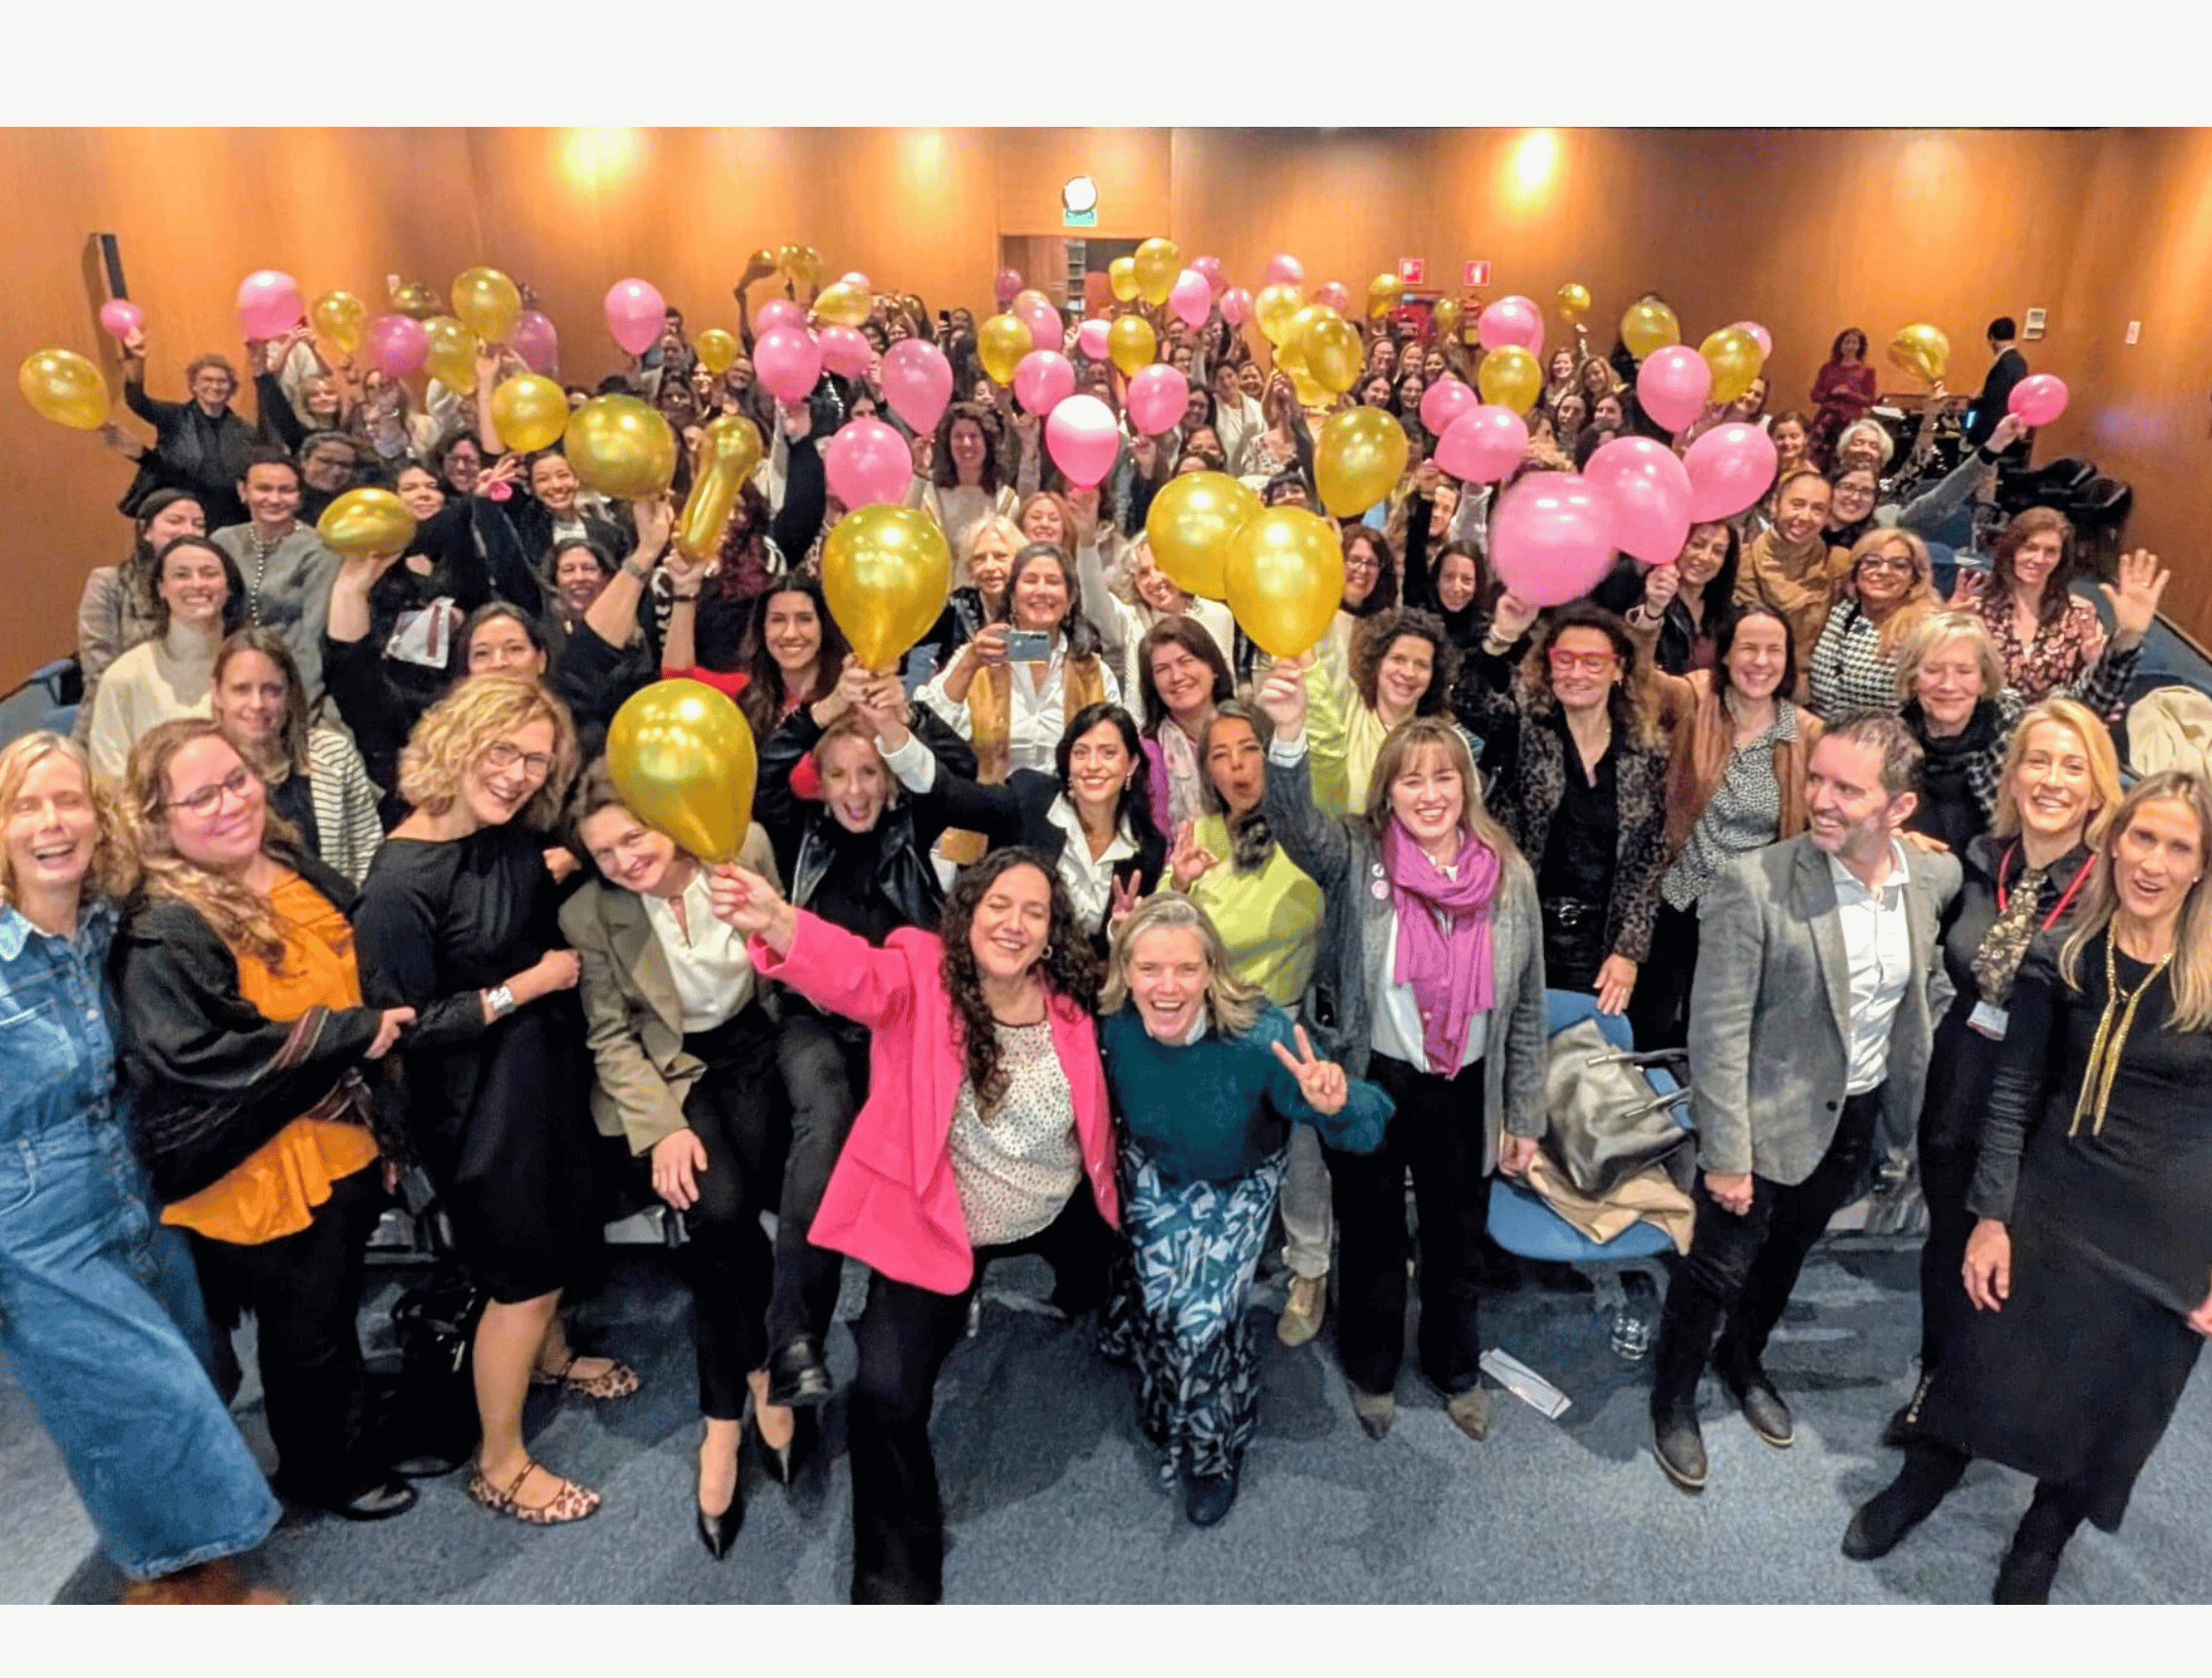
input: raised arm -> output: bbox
[1253,657,1358,892]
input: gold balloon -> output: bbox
[1108,314,1158,379]
[694,327,738,377]
[1254,283,1305,347]
[391,281,441,320]
[1700,327,1764,405]
[748,247,778,275]
[1366,272,1404,321]
[1477,344,1543,412]
[606,679,759,864]
[1620,299,1680,361]
[783,245,823,290]
[451,265,521,344]
[316,487,417,558]
[1888,322,1951,383]
[1288,368,1334,410]
[1315,407,1409,519]
[678,415,766,565]
[423,315,479,395]
[978,311,1034,384]
[310,290,368,357]
[1108,257,1140,303]
[565,395,679,500]
[814,281,872,328]
[18,348,109,430]
[490,374,570,454]
[1224,507,1346,660]
[1433,297,1464,340]
[1300,314,1364,396]
[1557,282,1593,324]
[822,504,954,672]
[1132,237,1182,307]
[1144,471,1261,601]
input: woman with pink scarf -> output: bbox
[1253,663,1551,1446]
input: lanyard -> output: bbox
[1996,845,2093,932]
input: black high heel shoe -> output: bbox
[755,1405,818,1488]
[695,1431,745,1561]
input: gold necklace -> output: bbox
[2068,926,2172,1138]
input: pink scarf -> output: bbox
[1382,819,1501,1075]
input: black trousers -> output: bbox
[846,1190,1116,1605]
[771,1014,868,1353]
[1916,1137,1978,1377]
[1325,1053,1489,1400]
[1629,898,1700,1053]
[674,1007,784,1421]
[1651,1088,1881,1412]
[191,1163,386,1501]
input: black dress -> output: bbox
[353,825,603,1303]
[1919,937,2212,1529]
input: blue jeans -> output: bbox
[0,1111,279,1580]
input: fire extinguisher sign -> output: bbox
[1397,258,1426,286]
[1464,260,1492,288]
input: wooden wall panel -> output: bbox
[995,129,1172,239]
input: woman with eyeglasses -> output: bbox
[1806,530,1941,719]
[354,676,630,1527]
[117,328,257,529]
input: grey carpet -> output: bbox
[4,1241,2205,1605]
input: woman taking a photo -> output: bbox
[354,676,627,1528]
[1098,896,1390,1525]
[1843,772,2212,1605]
[76,490,206,738]
[89,536,245,782]
[0,733,284,1603]
[1254,673,1549,1444]
[209,628,383,884]
[113,719,418,1523]
[710,850,1121,1604]
[1805,530,1940,719]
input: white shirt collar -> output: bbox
[1829,837,1912,905]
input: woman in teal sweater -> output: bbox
[1097,896,1389,1527]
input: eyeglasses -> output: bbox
[168,764,256,818]
[1857,554,1914,575]
[1344,554,1381,577]
[1547,649,1619,674]
[483,741,556,779]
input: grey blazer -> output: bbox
[1688,833,1960,1185]
[1262,744,1550,1175]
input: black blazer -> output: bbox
[1968,346,2029,452]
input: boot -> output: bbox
[1994,1483,2085,1605]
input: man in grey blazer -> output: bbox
[1651,713,1961,1491]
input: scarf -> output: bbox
[1159,720,1205,826]
[1382,818,1502,1075]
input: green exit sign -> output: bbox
[1062,207,1096,228]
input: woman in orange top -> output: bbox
[113,718,419,1522]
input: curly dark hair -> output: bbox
[1517,602,1661,748]
[937,848,1100,1117]
[1350,605,1461,718]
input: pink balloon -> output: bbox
[819,324,873,380]
[1193,255,1226,296]
[1046,394,1121,490]
[824,418,914,508]
[1419,377,1479,438]
[1435,406,1529,486]
[510,309,559,375]
[1075,319,1111,362]
[1584,436,1693,566]
[1477,295,1544,358]
[1489,472,1619,608]
[881,339,954,434]
[1682,422,1780,522]
[99,300,143,340]
[1220,287,1253,328]
[995,268,1023,309]
[2007,374,2070,427]
[1125,365,1190,437]
[236,270,304,340]
[1169,269,1212,330]
[1014,297,1065,358]
[1637,345,1714,435]
[840,271,871,290]
[1313,281,1352,316]
[756,299,805,335]
[363,314,429,380]
[1264,253,1305,287]
[1730,320,1773,360]
[1013,350,1077,417]
[754,326,822,405]
[604,277,667,356]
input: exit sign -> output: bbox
[1398,258,1426,285]
[1464,260,1491,288]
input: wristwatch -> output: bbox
[486,983,517,1020]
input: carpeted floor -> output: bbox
[4,1237,2205,1606]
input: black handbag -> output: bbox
[378,1262,485,1477]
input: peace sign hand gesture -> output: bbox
[1108,874,1143,932]
[1270,1022,1350,1116]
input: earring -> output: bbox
[1042,943,1054,960]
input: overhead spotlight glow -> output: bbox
[1510,130,1560,199]
[563,127,640,188]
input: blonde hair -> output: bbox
[121,718,301,967]
[1101,894,1263,1037]
[1844,529,1938,655]
[1895,611,2006,707]
[2059,771,2212,1032]
[397,674,578,830]
[1992,699,2123,846]
[0,733,132,910]
[1363,717,1518,861]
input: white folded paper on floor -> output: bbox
[1481,1348,1571,1419]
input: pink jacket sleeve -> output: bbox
[749,910,929,1033]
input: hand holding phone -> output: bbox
[1005,628,1053,662]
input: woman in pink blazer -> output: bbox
[711,846,1120,1604]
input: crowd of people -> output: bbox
[4,256,2207,1610]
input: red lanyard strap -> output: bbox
[1996,844,2094,932]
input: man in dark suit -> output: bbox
[1966,315,2031,459]
[1649,713,1961,1492]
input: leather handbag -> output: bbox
[1541,1018,1694,1199]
